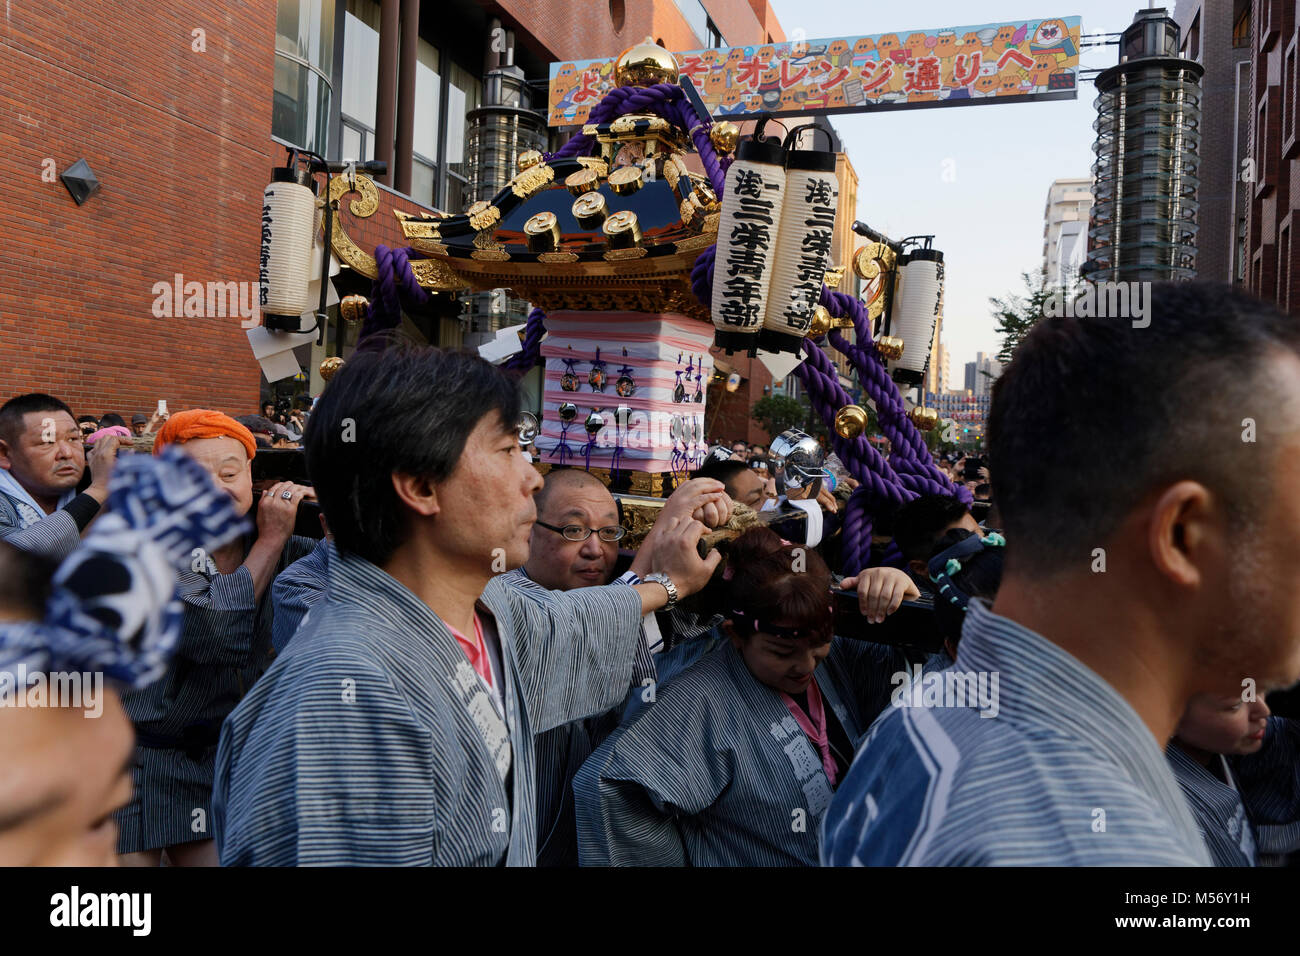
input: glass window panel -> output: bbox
[342,9,379,128]
[445,173,468,215]
[273,57,332,153]
[415,40,441,161]
[411,158,437,209]
[672,0,708,46]
[446,60,480,181]
[276,0,336,74]
[342,123,362,161]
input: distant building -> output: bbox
[926,340,949,397]
[963,352,1001,400]
[1172,0,1251,284]
[1238,0,1300,307]
[1087,7,1204,283]
[1043,177,1094,288]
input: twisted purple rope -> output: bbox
[358,245,433,348]
[821,288,969,504]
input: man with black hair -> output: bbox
[214,346,719,865]
[694,456,770,510]
[891,494,982,580]
[0,393,129,560]
[825,281,1300,866]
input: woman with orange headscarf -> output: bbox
[114,410,318,867]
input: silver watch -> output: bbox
[643,572,679,610]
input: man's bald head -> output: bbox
[534,468,613,522]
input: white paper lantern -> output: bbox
[762,147,838,354]
[887,249,944,385]
[260,169,317,326]
[711,135,787,356]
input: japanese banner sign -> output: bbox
[547,17,1081,126]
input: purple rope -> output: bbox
[358,245,433,349]
[502,307,547,375]
[820,288,969,504]
[549,84,730,200]
[690,245,715,308]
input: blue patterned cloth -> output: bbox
[0,448,248,689]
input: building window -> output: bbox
[1186,11,1200,59]
[340,0,380,162]
[1281,221,1291,310]
[707,17,725,48]
[412,38,442,208]
[273,0,337,154]
[1286,39,1297,150]
[1232,4,1250,47]
[444,60,481,212]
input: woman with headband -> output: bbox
[574,526,910,866]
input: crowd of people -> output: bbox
[1,280,1298,867]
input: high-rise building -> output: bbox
[964,352,1002,400]
[1171,0,1252,284]
[1043,177,1094,288]
[926,340,949,397]
[1239,0,1300,308]
[1088,7,1205,283]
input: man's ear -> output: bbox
[1147,480,1217,590]
[0,438,12,470]
[391,471,441,518]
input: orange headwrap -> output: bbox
[152,409,257,460]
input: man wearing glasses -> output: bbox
[511,468,731,865]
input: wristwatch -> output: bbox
[643,572,679,611]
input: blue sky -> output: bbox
[766,0,1151,375]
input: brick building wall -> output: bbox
[1176,0,1250,283]
[1246,0,1298,308]
[2,0,276,418]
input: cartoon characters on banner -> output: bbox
[547,17,1083,125]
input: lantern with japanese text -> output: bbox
[710,127,787,356]
[761,126,839,354]
[886,248,944,385]
[259,166,318,330]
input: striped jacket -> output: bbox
[0,488,80,561]
[213,549,646,866]
[1171,718,1300,866]
[822,600,1213,866]
[115,533,316,853]
[574,636,908,866]
[270,538,331,653]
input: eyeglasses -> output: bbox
[535,520,626,543]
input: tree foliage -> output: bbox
[990,270,1058,365]
[750,394,807,438]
